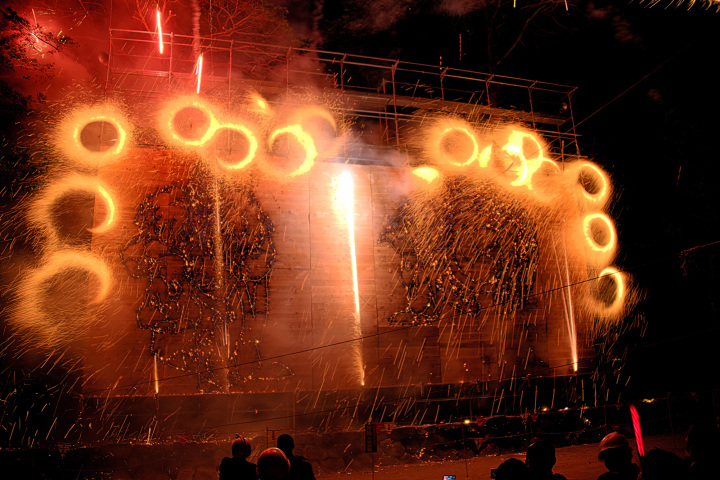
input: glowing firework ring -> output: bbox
[27,250,113,304]
[577,162,610,205]
[597,267,625,313]
[159,97,220,148]
[438,126,480,167]
[28,174,118,246]
[583,213,617,253]
[501,130,559,190]
[208,123,259,171]
[267,124,318,177]
[58,105,131,165]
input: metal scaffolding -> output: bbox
[105,28,581,161]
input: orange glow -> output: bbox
[501,130,559,189]
[210,123,259,171]
[338,171,364,386]
[598,267,625,313]
[28,250,113,304]
[156,9,163,54]
[12,250,113,347]
[58,105,131,166]
[583,212,617,253]
[159,96,219,148]
[195,54,204,94]
[268,124,318,177]
[29,175,118,246]
[90,183,117,234]
[291,106,338,133]
[577,162,610,206]
[477,145,492,168]
[439,126,479,167]
[154,354,160,394]
[413,166,441,183]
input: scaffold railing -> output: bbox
[106,28,581,161]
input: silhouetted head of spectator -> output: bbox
[639,448,684,480]
[526,439,556,474]
[495,458,530,480]
[598,432,633,472]
[686,423,720,464]
[257,447,291,480]
[232,435,252,459]
[277,434,295,456]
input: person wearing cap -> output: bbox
[256,447,292,480]
[597,432,640,480]
[277,434,316,480]
[219,435,258,480]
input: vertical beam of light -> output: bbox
[195,54,204,94]
[630,405,645,456]
[339,171,364,386]
[153,354,160,395]
[156,8,164,54]
[563,242,578,372]
[552,235,578,373]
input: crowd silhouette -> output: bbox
[219,424,719,480]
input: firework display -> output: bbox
[3,91,630,404]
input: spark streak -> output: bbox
[195,54,204,94]
[339,171,364,386]
[156,8,164,54]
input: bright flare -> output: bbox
[156,9,163,54]
[502,130,559,190]
[338,171,364,386]
[412,166,441,183]
[195,54,204,94]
